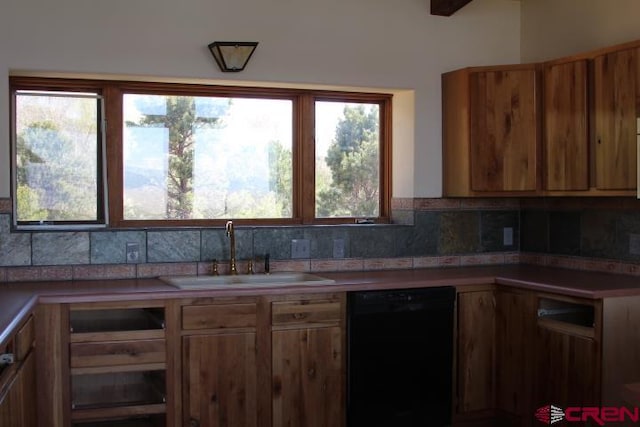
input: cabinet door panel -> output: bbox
[0,351,37,427]
[183,333,257,427]
[533,326,600,409]
[272,327,343,427]
[457,290,496,414]
[470,69,539,192]
[495,291,536,425]
[593,48,639,190]
[544,60,589,191]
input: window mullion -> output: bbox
[298,94,316,224]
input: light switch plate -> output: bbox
[126,242,140,263]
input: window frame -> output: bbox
[10,78,109,229]
[10,76,392,228]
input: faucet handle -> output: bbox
[247,259,254,275]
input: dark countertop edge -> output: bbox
[3,264,640,346]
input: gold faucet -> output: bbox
[225,220,237,275]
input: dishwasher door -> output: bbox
[347,286,455,427]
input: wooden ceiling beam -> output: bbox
[431,0,474,16]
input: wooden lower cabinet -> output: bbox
[0,315,37,427]
[180,293,345,427]
[0,350,37,427]
[271,326,343,427]
[533,325,600,410]
[183,333,258,427]
[456,288,496,417]
[495,290,536,426]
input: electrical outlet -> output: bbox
[333,238,345,259]
[291,239,310,259]
[503,227,514,246]
[630,234,640,255]
[126,242,140,263]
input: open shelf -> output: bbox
[71,370,166,411]
[537,297,596,338]
[70,308,165,334]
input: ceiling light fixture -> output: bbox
[208,41,258,72]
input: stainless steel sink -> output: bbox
[160,272,337,290]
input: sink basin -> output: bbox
[160,272,337,290]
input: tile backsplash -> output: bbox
[0,197,521,281]
[3,196,640,282]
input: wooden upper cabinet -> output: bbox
[544,60,589,191]
[443,65,541,196]
[593,47,639,190]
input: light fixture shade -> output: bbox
[208,41,258,72]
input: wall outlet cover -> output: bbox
[126,242,140,263]
[291,239,310,259]
[629,234,640,256]
[503,227,514,246]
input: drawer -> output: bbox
[15,315,34,361]
[70,339,166,368]
[182,303,257,330]
[272,299,341,326]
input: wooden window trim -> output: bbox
[10,77,392,228]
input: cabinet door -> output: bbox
[533,326,600,410]
[495,290,536,426]
[0,351,37,427]
[593,47,639,190]
[457,290,496,414]
[272,326,343,427]
[544,60,589,191]
[183,333,257,427]
[470,68,539,192]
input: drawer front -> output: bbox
[70,339,166,368]
[182,303,257,330]
[272,300,341,326]
[15,315,34,361]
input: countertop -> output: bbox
[2,264,640,347]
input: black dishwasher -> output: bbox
[347,286,455,427]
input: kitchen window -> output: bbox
[10,77,391,227]
[11,86,107,228]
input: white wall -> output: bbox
[521,0,640,62]
[0,0,521,199]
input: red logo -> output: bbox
[535,405,565,425]
[535,405,640,425]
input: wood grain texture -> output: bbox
[183,333,258,427]
[271,300,340,326]
[0,352,37,427]
[442,69,472,196]
[15,315,34,362]
[495,290,536,426]
[456,290,496,414]
[533,324,601,408]
[271,326,343,427]
[602,295,640,406]
[544,60,589,191]
[593,47,639,190]
[165,300,182,427]
[70,339,166,368]
[469,68,539,192]
[36,303,70,427]
[182,303,257,330]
